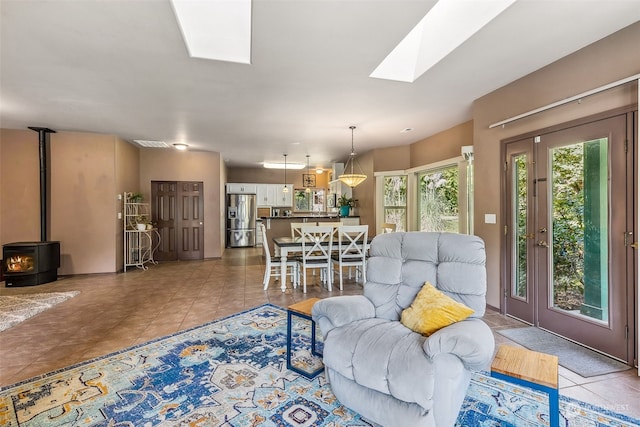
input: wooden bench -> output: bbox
[491,344,559,427]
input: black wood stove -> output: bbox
[2,127,61,287]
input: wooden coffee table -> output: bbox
[491,344,559,427]
[286,298,323,378]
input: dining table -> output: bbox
[272,235,370,292]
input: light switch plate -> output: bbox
[484,214,496,224]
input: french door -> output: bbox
[504,112,634,362]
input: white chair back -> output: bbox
[336,225,368,261]
[299,225,334,292]
[260,222,298,290]
[290,222,307,239]
[332,225,369,289]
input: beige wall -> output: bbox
[0,129,135,275]
[0,129,41,243]
[114,138,140,271]
[139,149,223,259]
[372,144,411,172]
[410,121,473,168]
[49,131,121,274]
[473,22,640,308]
[352,150,375,232]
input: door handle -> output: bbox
[631,242,638,249]
[537,240,549,247]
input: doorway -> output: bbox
[504,111,635,363]
[151,181,204,261]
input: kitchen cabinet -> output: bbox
[226,183,257,194]
[255,184,293,207]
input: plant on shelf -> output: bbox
[338,194,354,217]
[129,192,143,203]
[135,215,150,230]
[337,194,353,208]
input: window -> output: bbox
[416,159,473,234]
[376,156,473,235]
[294,188,325,212]
[382,175,407,231]
[418,165,459,232]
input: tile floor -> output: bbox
[1,247,639,420]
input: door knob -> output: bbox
[537,240,549,247]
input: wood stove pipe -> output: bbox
[28,127,56,242]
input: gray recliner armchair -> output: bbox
[312,232,495,427]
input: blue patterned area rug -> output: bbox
[1,304,638,427]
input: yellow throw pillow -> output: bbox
[401,282,474,336]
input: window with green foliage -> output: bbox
[383,176,407,231]
[418,166,459,232]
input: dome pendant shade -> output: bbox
[339,126,367,188]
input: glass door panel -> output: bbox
[549,139,609,322]
[505,139,534,323]
[537,115,629,362]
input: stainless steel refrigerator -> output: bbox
[226,193,257,247]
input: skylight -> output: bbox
[370,0,517,83]
[170,0,252,64]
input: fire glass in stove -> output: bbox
[2,242,60,287]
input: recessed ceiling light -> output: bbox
[263,162,305,170]
[370,0,516,83]
[173,143,188,150]
[400,128,414,133]
[133,140,170,148]
[170,0,252,64]
[316,168,324,174]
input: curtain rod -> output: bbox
[489,73,640,129]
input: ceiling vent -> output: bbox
[133,140,170,148]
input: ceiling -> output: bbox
[2,1,639,170]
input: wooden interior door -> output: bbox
[178,182,204,260]
[151,181,204,261]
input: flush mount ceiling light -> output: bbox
[170,0,251,64]
[263,162,305,169]
[316,168,324,174]
[173,143,188,150]
[370,0,516,83]
[338,126,367,188]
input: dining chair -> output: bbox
[260,223,298,290]
[381,222,396,233]
[290,222,307,239]
[299,225,334,293]
[331,225,369,290]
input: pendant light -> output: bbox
[339,125,367,187]
[305,154,311,193]
[282,154,289,193]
